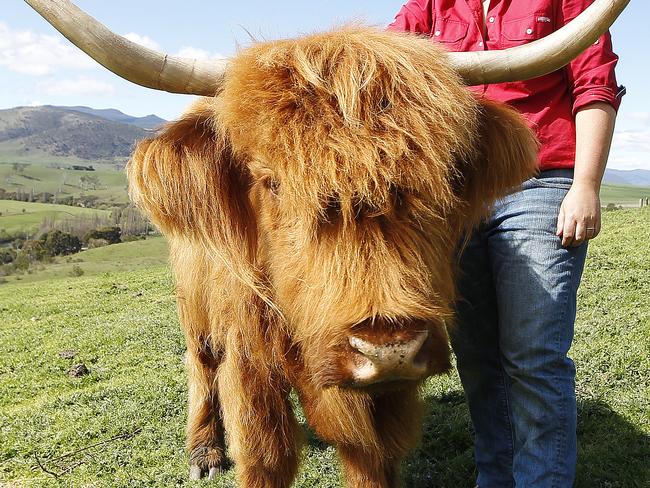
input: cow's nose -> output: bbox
[348,330,429,386]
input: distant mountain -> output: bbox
[0,106,158,161]
[59,106,166,129]
[603,169,650,187]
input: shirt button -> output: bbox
[526,28,533,35]
[434,30,441,36]
[478,41,484,47]
[488,16,495,23]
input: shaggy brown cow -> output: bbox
[25,1,628,486]
[128,29,538,487]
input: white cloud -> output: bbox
[123,33,161,51]
[609,128,650,170]
[37,77,115,96]
[612,129,650,154]
[624,112,650,126]
[0,21,95,76]
[608,154,646,171]
[607,111,650,170]
[176,46,225,61]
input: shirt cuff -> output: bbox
[572,85,625,115]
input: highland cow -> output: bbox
[127,29,540,487]
[25,0,629,486]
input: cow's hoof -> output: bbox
[208,467,220,480]
[189,465,203,481]
[189,446,226,480]
[189,465,222,481]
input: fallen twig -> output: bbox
[34,452,62,478]
[33,427,142,477]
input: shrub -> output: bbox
[15,250,36,270]
[87,238,110,249]
[69,265,84,277]
[604,203,621,212]
[84,226,122,245]
[40,231,82,257]
[21,239,47,260]
[0,249,16,264]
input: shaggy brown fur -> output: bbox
[128,27,537,487]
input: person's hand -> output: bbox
[556,183,601,247]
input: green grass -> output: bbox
[0,209,648,487]
[600,183,650,207]
[3,237,169,285]
[0,146,127,167]
[0,162,129,205]
[0,200,111,235]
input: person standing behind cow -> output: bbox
[389,1,623,487]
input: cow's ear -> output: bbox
[128,99,255,264]
[456,98,538,225]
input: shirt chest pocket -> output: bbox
[431,18,469,50]
[501,13,554,48]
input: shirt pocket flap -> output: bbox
[502,14,553,42]
[433,18,469,43]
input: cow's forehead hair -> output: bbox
[215,26,481,209]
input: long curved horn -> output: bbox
[449,0,630,85]
[24,0,227,96]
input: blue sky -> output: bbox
[1,1,648,170]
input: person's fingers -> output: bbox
[572,218,587,247]
[562,215,576,247]
[589,216,602,240]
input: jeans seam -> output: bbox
[551,250,575,488]
[497,349,515,487]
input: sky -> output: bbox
[1,1,648,171]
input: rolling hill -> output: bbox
[60,106,166,129]
[603,168,650,187]
[0,106,162,162]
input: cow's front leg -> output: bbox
[218,342,302,488]
[337,444,400,488]
[339,388,423,488]
[298,379,422,488]
[185,335,227,480]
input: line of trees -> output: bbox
[0,202,157,282]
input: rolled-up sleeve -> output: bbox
[387,0,433,35]
[561,0,624,114]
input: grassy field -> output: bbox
[0,200,111,236]
[0,209,648,487]
[3,237,168,285]
[600,183,650,207]
[0,162,129,206]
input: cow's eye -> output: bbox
[323,197,342,223]
[262,177,280,196]
[392,186,405,210]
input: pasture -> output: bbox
[0,200,111,236]
[0,162,129,206]
[600,183,650,207]
[1,237,168,285]
[0,208,648,487]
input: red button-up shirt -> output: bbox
[388,0,624,170]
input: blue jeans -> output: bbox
[450,170,588,488]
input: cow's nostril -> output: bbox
[347,330,429,385]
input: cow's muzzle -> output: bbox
[347,329,430,387]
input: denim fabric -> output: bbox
[450,169,588,488]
